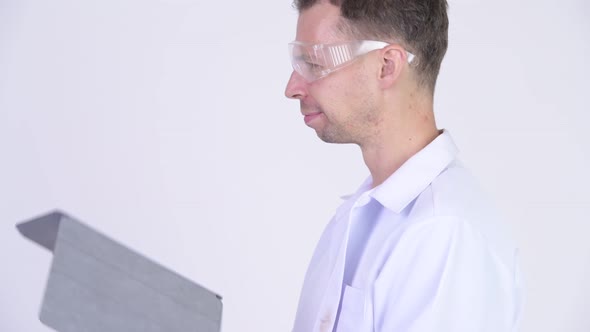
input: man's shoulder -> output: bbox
[406,161,518,266]
[430,161,491,216]
[404,160,489,218]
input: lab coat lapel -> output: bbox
[311,206,353,332]
[294,180,370,332]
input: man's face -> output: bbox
[284,3,381,145]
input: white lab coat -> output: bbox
[292,130,523,332]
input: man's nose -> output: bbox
[285,71,307,100]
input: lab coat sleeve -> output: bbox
[372,216,518,332]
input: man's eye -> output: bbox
[305,61,324,72]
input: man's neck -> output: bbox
[360,107,439,189]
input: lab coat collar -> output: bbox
[370,129,459,214]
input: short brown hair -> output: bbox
[294,0,449,93]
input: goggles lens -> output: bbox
[288,40,414,82]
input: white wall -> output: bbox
[0,0,588,331]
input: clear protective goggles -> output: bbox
[288,40,415,82]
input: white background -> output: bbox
[1,0,588,331]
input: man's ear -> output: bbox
[378,46,405,89]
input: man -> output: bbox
[284,1,523,331]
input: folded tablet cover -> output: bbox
[17,211,222,332]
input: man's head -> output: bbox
[293,0,448,92]
[285,0,447,145]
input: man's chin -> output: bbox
[315,130,351,144]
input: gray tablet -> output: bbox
[17,211,222,332]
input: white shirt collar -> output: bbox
[355,129,459,214]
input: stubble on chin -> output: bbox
[300,102,339,143]
[316,118,356,144]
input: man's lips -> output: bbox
[303,112,322,124]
